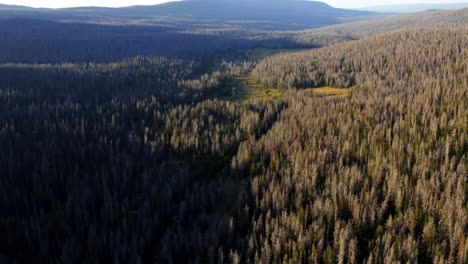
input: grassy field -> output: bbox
[242,76,283,101]
[307,87,352,98]
[216,83,351,102]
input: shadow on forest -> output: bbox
[0,18,304,63]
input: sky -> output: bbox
[0,0,466,9]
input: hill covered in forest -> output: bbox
[360,2,468,13]
[307,7,468,37]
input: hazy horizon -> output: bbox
[1,0,467,9]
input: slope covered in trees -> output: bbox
[307,8,468,38]
[360,2,468,13]
[253,28,467,89]
[236,28,468,263]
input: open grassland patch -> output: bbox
[307,87,352,98]
[243,76,283,101]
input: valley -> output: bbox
[0,1,466,263]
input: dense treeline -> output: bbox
[0,27,467,263]
[252,28,467,90]
[0,57,240,104]
[233,28,468,263]
[0,54,286,262]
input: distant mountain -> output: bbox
[359,2,468,13]
[0,0,379,30]
[0,4,31,10]
[115,0,375,25]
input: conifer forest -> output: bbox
[0,1,466,263]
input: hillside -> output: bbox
[307,8,468,37]
[360,2,468,13]
[245,28,468,264]
[253,27,468,89]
